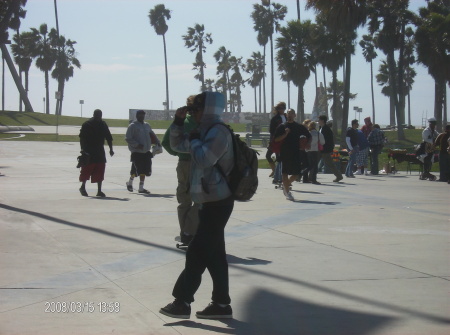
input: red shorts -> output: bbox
[79,163,105,183]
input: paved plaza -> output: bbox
[0,138,449,335]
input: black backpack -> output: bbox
[207,123,259,201]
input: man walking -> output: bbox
[274,108,311,201]
[125,110,161,194]
[160,91,235,319]
[318,115,343,182]
[78,109,114,197]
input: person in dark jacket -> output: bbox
[78,109,114,197]
[266,102,286,176]
[318,115,343,182]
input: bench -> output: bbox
[245,133,271,147]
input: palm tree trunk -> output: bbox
[254,86,257,114]
[19,71,23,112]
[259,83,262,113]
[370,60,375,124]
[270,36,274,113]
[387,51,404,140]
[398,23,406,126]
[322,66,328,115]
[435,78,445,132]
[340,53,351,146]
[287,80,290,108]
[45,70,50,114]
[263,46,267,113]
[163,34,169,111]
[332,70,339,136]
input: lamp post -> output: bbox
[79,100,84,117]
[353,106,362,124]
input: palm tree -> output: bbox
[251,1,287,112]
[182,24,212,91]
[326,80,357,115]
[50,32,80,115]
[415,0,450,132]
[310,14,346,135]
[306,0,367,144]
[359,34,377,123]
[229,56,244,113]
[149,4,171,111]
[214,46,231,112]
[11,31,35,112]
[367,0,412,139]
[0,0,27,44]
[30,23,57,114]
[244,51,265,113]
[205,78,215,91]
[376,59,416,126]
[276,20,315,121]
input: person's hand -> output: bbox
[174,106,188,126]
[189,129,201,142]
[284,128,290,135]
[109,150,114,157]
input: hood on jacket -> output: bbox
[193,91,225,124]
[364,116,372,126]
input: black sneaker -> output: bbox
[79,188,88,196]
[96,191,106,197]
[159,300,190,319]
[138,188,150,194]
[196,302,232,319]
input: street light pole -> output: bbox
[79,100,84,118]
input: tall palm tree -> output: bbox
[415,0,450,132]
[306,0,367,144]
[276,20,315,121]
[359,34,377,123]
[229,56,244,113]
[367,0,412,139]
[30,23,57,114]
[310,14,346,135]
[245,51,265,113]
[214,46,231,112]
[11,31,35,112]
[50,32,80,115]
[149,4,171,111]
[182,24,212,91]
[0,0,27,44]
[251,1,287,112]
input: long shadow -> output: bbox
[136,193,175,199]
[1,202,449,325]
[164,319,248,334]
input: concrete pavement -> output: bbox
[0,140,449,335]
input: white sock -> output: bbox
[128,176,134,184]
[139,181,144,190]
[218,303,228,308]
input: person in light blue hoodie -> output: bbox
[160,91,235,320]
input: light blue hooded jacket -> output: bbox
[170,92,234,204]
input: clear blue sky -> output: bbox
[3,0,446,127]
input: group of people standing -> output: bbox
[266,102,385,201]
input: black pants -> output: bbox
[172,197,234,304]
